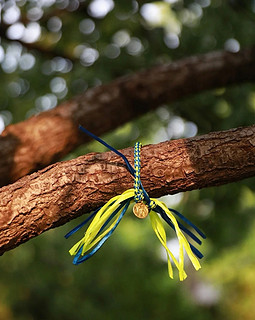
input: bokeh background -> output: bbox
[1,0,255,319]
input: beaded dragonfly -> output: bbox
[65,125,206,281]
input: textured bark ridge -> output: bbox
[0,125,254,255]
[1,47,255,186]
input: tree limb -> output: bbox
[1,47,255,187]
[0,125,255,255]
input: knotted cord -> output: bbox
[65,125,205,280]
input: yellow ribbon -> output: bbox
[69,189,201,280]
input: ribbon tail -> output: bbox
[73,200,131,264]
[65,207,101,239]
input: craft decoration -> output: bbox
[65,125,206,280]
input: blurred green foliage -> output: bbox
[1,0,255,319]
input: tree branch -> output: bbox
[1,47,255,187]
[0,125,255,255]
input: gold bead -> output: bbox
[133,202,149,219]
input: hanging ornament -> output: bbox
[65,125,206,280]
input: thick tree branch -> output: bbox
[0,125,255,255]
[1,47,255,187]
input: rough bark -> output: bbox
[0,125,255,255]
[1,47,255,187]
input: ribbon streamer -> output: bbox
[65,126,206,280]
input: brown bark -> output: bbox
[0,125,254,255]
[1,47,255,187]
